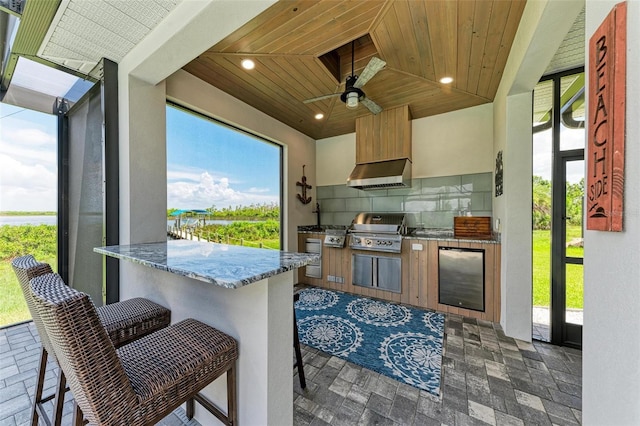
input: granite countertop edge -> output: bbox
[94,242,319,289]
[297,226,500,243]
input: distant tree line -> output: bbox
[167,203,279,220]
[533,176,583,230]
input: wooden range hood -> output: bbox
[348,105,412,190]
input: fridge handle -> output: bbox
[372,257,378,288]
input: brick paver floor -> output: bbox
[2,313,582,425]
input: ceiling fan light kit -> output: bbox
[345,92,359,109]
[305,40,386,115]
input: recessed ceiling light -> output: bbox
[439,76,454,84]
[241,59,255,70]
[314,113,324,120]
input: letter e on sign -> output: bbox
[587,1,626,231]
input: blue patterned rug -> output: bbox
[294,287,445,396]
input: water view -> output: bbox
[0,215,57,226]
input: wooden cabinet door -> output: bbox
[406,239,429,309]
[323,247,349,290]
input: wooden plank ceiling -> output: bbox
[183,0,526,140]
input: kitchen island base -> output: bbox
[120,262,293,426]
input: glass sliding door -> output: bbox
[553,156,584,348]
[532,80,553,342]
[532,69,584,348]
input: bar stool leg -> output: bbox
[293,308,306,389]
[186,398,195,419]
[30,348,47,426]
[227,365,237,426]
[72,402,83,426]
[52,372,67,426]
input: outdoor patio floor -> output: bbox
[1,313,582,425]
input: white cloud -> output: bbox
[0,111,58,211]
[247,187,270,193]
[167,165,230,183]
[0,127,57,169]
[0,153,57,211]
[3,127,56,146]
[167,171,278,209]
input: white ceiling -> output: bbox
[544,6,585,76]
[37,0,181,78]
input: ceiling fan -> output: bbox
[304,41,386,114]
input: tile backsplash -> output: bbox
[316,172,493,229]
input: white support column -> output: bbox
[499,92,533,341]
[583,0,640,422]
[118,75,167,245]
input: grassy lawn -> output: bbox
[533,225,584,309]
[0,256,56,326]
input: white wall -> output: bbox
[583,0,640,423]
[166,70,317,252]
[315,103,494,186]
[315,133,356,186]
[412,104,494,179]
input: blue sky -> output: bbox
[166,105,280,210]
[0,102,280,212]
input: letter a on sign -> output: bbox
[587,1,626,231]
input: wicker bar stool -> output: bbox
[11,255,171,426]
[29,272,238,426]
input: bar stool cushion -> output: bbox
[119,319,237,408]
[98,297,172,347]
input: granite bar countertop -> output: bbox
[94,240,320,289]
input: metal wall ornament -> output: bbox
[495,150,503,197]
[296,164,313,204]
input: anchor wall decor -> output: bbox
[296,165,313,205]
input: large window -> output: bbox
[166,104,282,249]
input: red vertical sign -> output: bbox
[587,1,626,231]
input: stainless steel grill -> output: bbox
[348,213,406,253]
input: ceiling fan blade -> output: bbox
[303,93,341,104]
[353,57,386,89]
[361,97,383,115]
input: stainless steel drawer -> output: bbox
[305,265,322,279]
[304,238,322,278]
